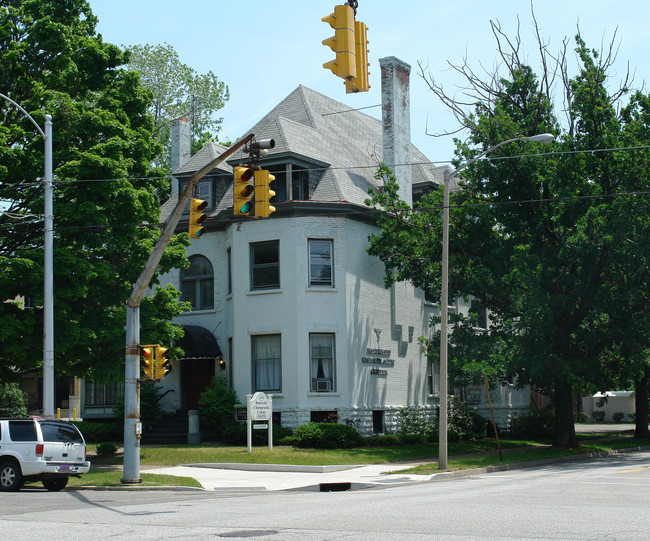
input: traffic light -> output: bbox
[189,198,208,238]
[322,4,356,81]
[154,346,171,379]
[254,169,276,218]
[141,347,154,380]
[234,165,255,216]
[345,20,370,93]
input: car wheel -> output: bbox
[42,476,69,491]
[0,460,24,492]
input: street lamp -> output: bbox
[0,93,54,417]
[438,133,555,470]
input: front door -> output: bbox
[181,359,215,410]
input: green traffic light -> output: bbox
[240,202,250,213]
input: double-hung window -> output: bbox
[310,333,335,392]
[181,255,214,310]
[252,334,281,392]
[470,298,488,329]
[250,240,280,290]
[427,358,440,395]
[308,239,333,287]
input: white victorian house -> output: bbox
[150,78,530,435]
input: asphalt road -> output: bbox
[2,450,649,540]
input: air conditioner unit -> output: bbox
[315,380,332,392]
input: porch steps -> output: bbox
[142,411,189,445]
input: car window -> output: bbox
[39,422,83,444]
[9,420,37,441]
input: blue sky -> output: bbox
[89,0,650,165]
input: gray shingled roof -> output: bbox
[171,85,445,212]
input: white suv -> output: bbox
[0,418,91,491]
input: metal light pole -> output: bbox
[0,94,54,417]
[438,133,555,470]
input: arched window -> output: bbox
[181,255,214,310]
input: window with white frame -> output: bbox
[308,239,333,287]
[250,240,280,290]
[181,255,214,310]
[310,333,335,392]
[427,358,440,395]
[470,298,488,329]
[182,180,213,211]
[252,334,281,392]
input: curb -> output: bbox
[425,444,650,482]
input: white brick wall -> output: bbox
[156,213,529,436]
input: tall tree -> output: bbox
[367,23,650,447]
[125,43,230,170]
[0,0,189,383]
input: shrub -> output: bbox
[0,382,28,418]
[612,412,625,423]
[112,380,163,429]
[198,376,239,441]
[362,434,400,447]
[629,413,636,422]
[96,442,118,456]
[431,397,488,442]
[592,410,606,422]
[292,422,361,449]
[398,406,434,442]
[508,409,554,440]
[74,420,123,443]
[221,422,293,446]
[575,411,589,423]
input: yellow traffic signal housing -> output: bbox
[322,4,356,80]
[141,347,154,380]
[154,346,171,379]
[189,198,208,238]
[254,169,276,218]
[345,20,370,93]
[234,165,255,216]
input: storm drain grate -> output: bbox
[319,481,352,492]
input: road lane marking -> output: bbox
[621,465,650,473]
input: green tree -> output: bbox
[0,0,189,383]
[367,24,650,447]
[0,382,28,417]
[125,43,230,169]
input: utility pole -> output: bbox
[0,94,54,417]
[121,134,254,483]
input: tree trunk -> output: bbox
[634,370,649,439]
[553,381,578,447]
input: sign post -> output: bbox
[246,392,273,452]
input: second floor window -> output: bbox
[250,240,280,290]
[181,255,214,310]
[308,239,333,287]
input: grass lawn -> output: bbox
[78,433,649,487]
[67,471,202,488]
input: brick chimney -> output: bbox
[379,57,412,207]
[171,116,191,196]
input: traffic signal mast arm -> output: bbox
[123,133,254,484]
[127,133,254,309]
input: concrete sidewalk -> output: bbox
[143,462,432,492]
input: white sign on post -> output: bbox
[246,392,273,452]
